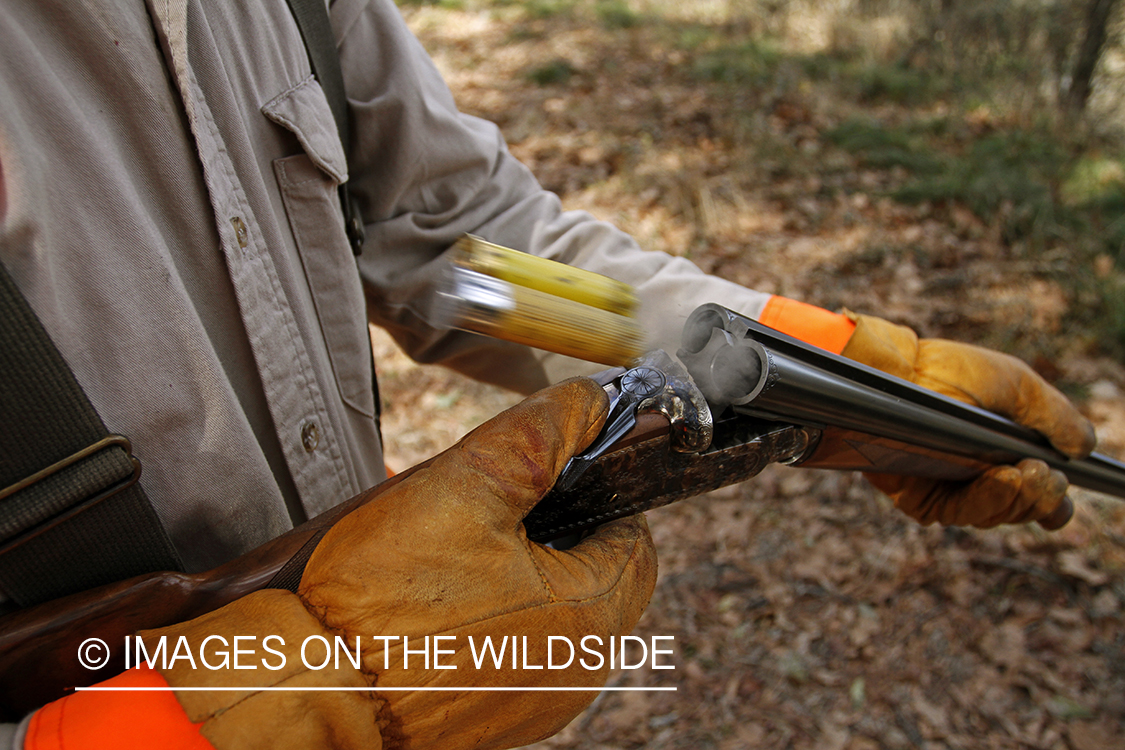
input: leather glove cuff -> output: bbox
[141,590,384,750]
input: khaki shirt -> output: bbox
[0,0,770,577]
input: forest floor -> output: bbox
[374,2,1125,747]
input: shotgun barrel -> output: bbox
[679,303,1125,498]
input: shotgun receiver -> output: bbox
[3,303,1124,717]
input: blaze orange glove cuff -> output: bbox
[759,296,856,354]
[25,666,213,750]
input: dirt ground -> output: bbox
[373,3,1125,748]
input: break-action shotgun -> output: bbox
[524,303,1125,540]
[3,303,1124,718]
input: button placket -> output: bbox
[149,0,356,518]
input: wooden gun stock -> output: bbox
[0,460,431,719]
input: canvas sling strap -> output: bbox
[0,261,183,608]
[286,0,366,254]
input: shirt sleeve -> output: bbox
[333,0,773,393]
[1,715,30,750]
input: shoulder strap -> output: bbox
[284,0,366,254]
[0,263,183,607]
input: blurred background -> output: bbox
[373,1,1125,747]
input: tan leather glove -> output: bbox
[142,378,658,750]
[841,312,1096,528]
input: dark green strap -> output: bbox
[0,262,182,607]
[285,0,349,151]
[284,0,365,253]
[284,0,380,428]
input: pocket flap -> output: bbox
[262,76,349,184]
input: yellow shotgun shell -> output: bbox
[439,268,646,367]
[454,235,640,317]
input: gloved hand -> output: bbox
[840,312,1096,528]
[142,378,657,750]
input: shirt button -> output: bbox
[231,216,249,248]
[301,422,320,452]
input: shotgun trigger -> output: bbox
[555,365,664,492]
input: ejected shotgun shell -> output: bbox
[454,235,640,317]
[437,267,646,367]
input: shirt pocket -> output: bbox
[263,77,375,418]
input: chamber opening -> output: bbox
[681,308,726,354]
[708,343,763,404]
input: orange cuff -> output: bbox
[25,666,212,750]
[758,296,856,354]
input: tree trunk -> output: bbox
[1064,0,1120,115]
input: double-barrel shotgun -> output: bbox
[2,303,1124,718]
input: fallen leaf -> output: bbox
[1068,721,1122,750]
[1057,552,1109,586]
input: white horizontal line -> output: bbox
[77,686,676,692]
